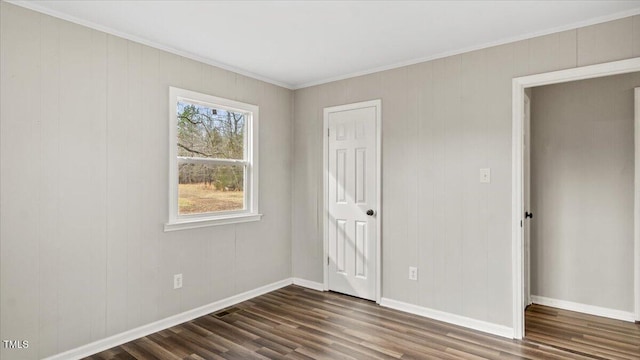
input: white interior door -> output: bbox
[327,103,378,301]
[524,93,532,307]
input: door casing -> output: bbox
[323,99,382,303]
[511,57,640,339]
[523,93,531,308]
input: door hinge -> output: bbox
[328,128,330,137]
[520,220,523,228]
[327,256,329,265]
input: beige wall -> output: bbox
[0,3,293,359]
[530,73,639,312]
[292,15,640,328]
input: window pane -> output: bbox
[178,163,245,215]
[177,100,245,160]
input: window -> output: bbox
[165,87,260,231]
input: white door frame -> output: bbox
[511,57,640,339]
[636,86,640,324]
[523,92,531,308]
[323,99,382,303]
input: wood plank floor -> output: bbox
[85,286,638,359]
[525,303,640,360]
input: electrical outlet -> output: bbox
[173,274,183,289]
[409,267,418,281]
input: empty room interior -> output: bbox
[1,1,640,359]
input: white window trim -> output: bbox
[164,87,261,232]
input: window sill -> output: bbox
[164,213,263,232]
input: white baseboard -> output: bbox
[44,278,293,360]
[531,295,636,322]
[380,298,513,339]
[292,277,325,292]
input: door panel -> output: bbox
[328,105,377,301]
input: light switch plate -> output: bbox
[409,267,418,281]
[174,274,183,289]
[480,168,491,183]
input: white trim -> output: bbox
[164,213,263,232]
[380,298,513,339]
[515,59,640,88]
[292,278,325,292]
[165,87,260,231]
[42,278,292,360]
[8,1,640,90]
[177,157,249,166]
[5,0,293,90]
[531,296,636,323]
[636,87,640,322]
[523,93,532,308]
[376,100,382,304]
[323,112,329,292]
[512,57,640,339]
[512,78,525,339]
[322,99,382,303]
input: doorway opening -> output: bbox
[512,58,640,341]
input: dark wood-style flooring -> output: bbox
[525,303,640,360]
[85,286,640,359]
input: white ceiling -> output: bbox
[12,1,640,89]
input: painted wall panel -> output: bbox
[405,64,420,304]
[57,19,109,351]
[0,5,41,359]
[345,73,382,105]
[484,43,518,327]
[88,29,109,344]
[105,33,130,337]
[124,39,144,333]
[38,14,62,357]
[634,15,640,57]
[415,60,437,310]
[528,30,577,74]
[138,44,162,327]
[577,17,634,67]
[381,66,416,304]
[430,58,451,313]
[459,49,489,321]
[292,86,323,283]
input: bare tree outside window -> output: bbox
[176,100,246,214]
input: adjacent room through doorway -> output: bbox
[522,72,640,357]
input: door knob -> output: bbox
[525,211,533,219]
[366,209,375,216]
